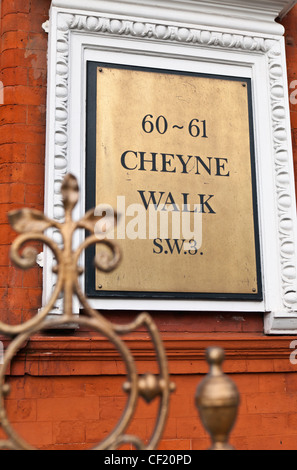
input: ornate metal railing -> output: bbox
[0,174,239,450]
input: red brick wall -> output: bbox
[0,0,50,326]
[0,334,296,450]
[0,0,297,451]
[2,372,297,450]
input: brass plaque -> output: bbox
[86,63,262,300]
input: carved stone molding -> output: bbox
[51,0,296,35]
[267,42,297,311]
[5,333,297,376]
[44,0,297,334]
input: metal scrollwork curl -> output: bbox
[0,173,175,450]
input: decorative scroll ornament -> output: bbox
[0,174,175,450]
[267,41,297,310]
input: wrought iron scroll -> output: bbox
[0,174,176,450]
[0,173,240,450]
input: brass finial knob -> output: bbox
[195,347,239,450]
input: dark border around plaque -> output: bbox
[85,61,263,301]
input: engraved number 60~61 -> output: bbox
[142,114,208,138]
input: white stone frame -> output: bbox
[44,0,297,334]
